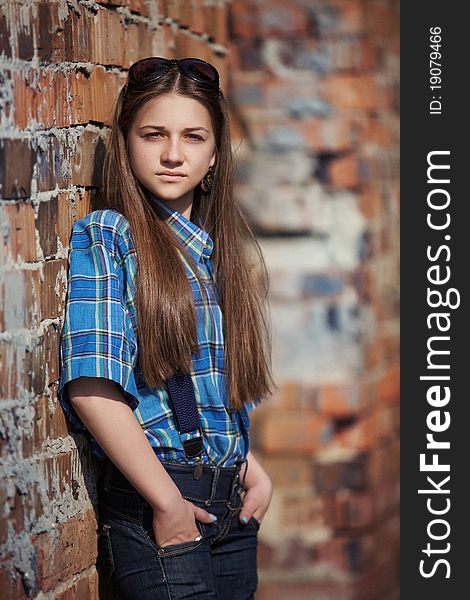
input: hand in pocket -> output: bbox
[153,496,216,548]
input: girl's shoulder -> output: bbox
[70,209,134,265]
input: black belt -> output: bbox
[103,456,245,504]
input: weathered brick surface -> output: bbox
[1,1,232,597]
[1,0,398,598]
[230,0,399,597]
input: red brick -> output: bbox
[37,196,59,258]
[204,1,228,45]
[382,333,400,363]
[365,3,400,39]
[36,129,105,193]
[128,0,150,17]
[359,185,382,219]
[260,456,314,487]
[267,380,317,411]
[124,22,154,68]
[34,508,98,592]
[318,383,359,418]
[40,258,67,320]
[41,451,82,501]
[323,489,376,529]
[0,202,36,262]
[0,342,17,401]
[25,394,50,457]
[328,154,362,189]
[174,28,192,60]
[155,0,166,18]
[56,190,93,248]
[73,126,108,186]
[359,115,399,146]
[321,74,378,111]
[11,2,34,60]
[230,1,259,38]
[89,7,126,66]
[0,138,34,199]
[376,364,399,405]
[364,337,385,369]
[0,9,12,58]
[373,405,399,443]
[49,383,72,440]
[43,321,61,386]
[63,4,90,63]
[253,410,332,455]
[35,1,66,63]
[326,0,366,34]
[208,52,229,97]
[12,69,72,129]
[69,67,122,126]
[188,0,205,35]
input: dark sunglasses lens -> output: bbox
[129,58,168,83]
[182,59,218,84]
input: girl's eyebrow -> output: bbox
[139,125,209,133]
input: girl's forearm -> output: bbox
[68,377,181,510]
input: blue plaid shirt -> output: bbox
[58,196,255,466]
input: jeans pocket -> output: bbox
[142,520,206,558]
[97,522,115,577]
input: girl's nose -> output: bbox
[161,139,183,163]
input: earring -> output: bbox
[201,165,215,193]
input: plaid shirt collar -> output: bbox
[149,194,214,264]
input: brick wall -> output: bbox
[0,1,231,598]
[229,1,400,599]
[0,1,399,598]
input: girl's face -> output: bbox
[127,93,216,215]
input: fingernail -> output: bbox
[241,516,248,524]
[210,514,218,521]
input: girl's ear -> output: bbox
[209,150,217,168]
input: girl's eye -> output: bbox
[144,133,204,141]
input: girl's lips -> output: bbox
[158,174,185,180]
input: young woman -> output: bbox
[58,57,276,599]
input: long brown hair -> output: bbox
[102,63,276,410]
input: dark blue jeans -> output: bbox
[96,458,259,599]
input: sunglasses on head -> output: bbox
[124,57,220,97]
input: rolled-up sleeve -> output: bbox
[58,216,139,432]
